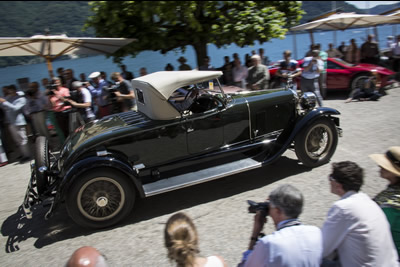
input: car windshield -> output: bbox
[168,78,225,113]
[332,58,355,67]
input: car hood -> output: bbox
[58,111,157,169]
[353,63,395,75]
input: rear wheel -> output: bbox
[294,118,338,167]
[66,169,135,229]
[35,136,49,195]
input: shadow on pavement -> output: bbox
[1,155,311,252]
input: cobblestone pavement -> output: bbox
[0,87,399,266]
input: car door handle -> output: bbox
[187,127,194,133]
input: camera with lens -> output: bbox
[103,84,119,99]
[64,89,80,106]
[46,84,58,96]
[247,200,270,216]
[103,83,121,114]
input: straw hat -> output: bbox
[369,146,400,176]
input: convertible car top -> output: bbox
[132,71,223,120]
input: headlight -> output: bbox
[300,92,317,110]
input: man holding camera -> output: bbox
[300,50,324,107]
[239,184,323,267]
[88,71,110,118]
[110,72,135,113]
[61,81,95,124]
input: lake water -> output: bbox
[1,24,398,93]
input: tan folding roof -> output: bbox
[131,71,223,120]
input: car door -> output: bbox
[326,60,352,89]
[185,108,224,155]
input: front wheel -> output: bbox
[66,169,135,229]
[294,118,338,167]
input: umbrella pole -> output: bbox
[309,30,315,45]
[292,31,298,60]
[46,57,54,79]
[374,26,379,44]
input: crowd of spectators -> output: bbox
[0,64,137,165]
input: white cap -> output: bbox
[88,71,101,79]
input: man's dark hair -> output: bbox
[8,84,17,91]
[331,161,363,192]
[269,184,303,219]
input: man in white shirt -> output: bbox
[322,161,399,267]
[240,184,323,267]
[62,81,95,124]
[300,50,324,106]
[232,58,248,89]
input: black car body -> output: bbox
[23,71,342,228]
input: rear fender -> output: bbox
[262,107,340,165]
[59,156,145,199]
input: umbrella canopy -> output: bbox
[0,34,136,77]
[290,13,400,45]
[291,13,400,32]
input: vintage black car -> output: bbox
[23,71,342,229]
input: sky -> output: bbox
[346,1,399,9]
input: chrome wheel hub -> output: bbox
[96,196,108,207]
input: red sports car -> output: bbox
[269,57,396,97]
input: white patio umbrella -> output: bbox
[290,12,400,45]
[0,34,136,77]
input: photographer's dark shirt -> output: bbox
[118,80,134,109]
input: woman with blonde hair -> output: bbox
[164,212,227,267]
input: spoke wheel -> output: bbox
[295,118,338,167]
[67,169,135,229]
[78,177,125,221]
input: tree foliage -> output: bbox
[86,1,304,67]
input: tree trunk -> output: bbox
[193,42,208,69]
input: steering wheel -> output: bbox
[183,87,198,105]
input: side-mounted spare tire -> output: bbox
[35,136,50,195]
[66,168,136,229]
[294,118,338,167]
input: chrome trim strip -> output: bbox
[245,98,252,140]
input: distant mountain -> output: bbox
[300,1,400,23]
[369,2,400,15]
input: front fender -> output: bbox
[59,156,145,200]
[262,107,341,165]
[289,107,340,139]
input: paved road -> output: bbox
[1,87,400,266]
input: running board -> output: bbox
[143,157,262,197]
